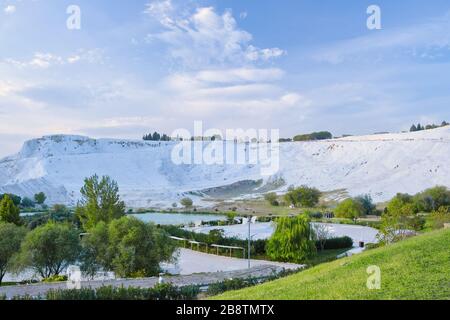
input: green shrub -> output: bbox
[207,278,259,296]
[207,269,298,296]
[46,284,200,300]
[180,198,193,208]
[308,212,323,219]
[264,193,279,206]
[293,131,332,141]
[365,243,382,250]
[317,236,353,250]
[43,275,68,283]
[335,198,365,221]
[284,186,321,208]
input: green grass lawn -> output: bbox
[212,229,450,300]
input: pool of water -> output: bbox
[130,212,226,225]
[186,222,380,244]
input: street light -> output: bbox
[243,216,257,269]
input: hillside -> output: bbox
[213,229,450,300]
[0,126,450,207]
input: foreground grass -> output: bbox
[212,229,450,300]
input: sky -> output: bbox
[1,0,450,157]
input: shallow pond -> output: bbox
[130,212,226,225]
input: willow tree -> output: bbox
[75,175,125,231]
[266,215,316,263]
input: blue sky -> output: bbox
[1,0,450,156]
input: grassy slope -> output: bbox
[213,229,450,300]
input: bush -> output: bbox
[414,186,450,212]
[180,197,193,208]
[207,269,298,296]
[308,212,323,219]
[284,186,321,208]
[43,275,68,283]
[365,243,382,250]
[46,284,200,300]
[335,198,365,221]
[429,206,450,229]
[207,278,260,296]
[264,193,279,206]
[354,194,376,215]
[316,236,353,250]
[293,131,332,141]
[21,197,35,208]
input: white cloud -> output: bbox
[160,69,309,121]
[3,49,105,69]
[145,1,285,68]
[195,68,284,84]
[4,5,16,14]
[142,1,300,129]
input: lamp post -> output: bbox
[245,216,257,269]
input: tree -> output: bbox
[379,193,419,244]
[152,132,161,141]
[430,206,450,230]
[335,198,365,221]
[293,131,332,142]
[414,186,450,212]
[21,197,35,208]
[17,222,81,278]
[354,194,376,216]
[75,175,126,231]
[264,193,279,206]
[386,193,417,215]
[0,195,22,226]
[79,222,110,277]
[0,194,21,206]
[266,215,316,263]
[34,192,47,205]
[410,124,417,132]
[81,217,176,278]
[0,223,27,285]
[284,186,321,208]
[51,204,70,215]
[312,223,331,251]
[180,197,193,208]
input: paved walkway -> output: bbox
[165,248,302,274]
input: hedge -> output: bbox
[318,236,353,250]
[46,283,199,300]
